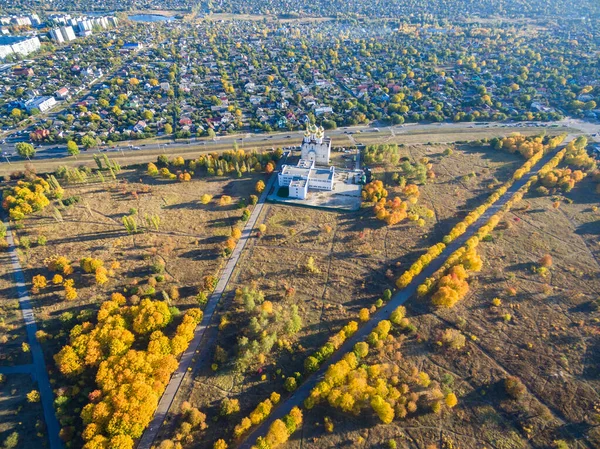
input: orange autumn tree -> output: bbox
[362,180,388,202]
[54,294,203,449]
[430,248,482,309]
[492,134,545,159]
[372,184,420,226]
[431,265,470,308]
[538,168,585,193]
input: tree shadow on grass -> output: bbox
[40,229,128,246]
[575,220,600,236]
[179,248,220,262]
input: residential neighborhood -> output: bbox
[0,12,599,153]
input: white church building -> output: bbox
[277,125,335,199]
[300,124,331,165]
[278,159,335,199]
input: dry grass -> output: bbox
[0,374,45,449]
[159,143,527,447]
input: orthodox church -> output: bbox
[300,124,331,165]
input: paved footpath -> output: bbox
[138,165,281,449]
[238,148,560,449]
[4,220,64,449]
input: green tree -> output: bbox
[66,141,80,157]
[15,142,35,159]
[2,432,19,449]
[81,135,97,150]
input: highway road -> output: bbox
[0,118,595,165]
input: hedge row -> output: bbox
[233,392,281,439]
[303,321,359,374]
[417,147,567,297]
[397,139,564,290]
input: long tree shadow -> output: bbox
[575,220,600,236]
[40,229,128,246]
[179,248,220,261]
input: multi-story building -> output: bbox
[76,19,93,34]
[0,35,41,59]
[29,14,42,27]
[49,27,65,43]
[11,16,32,27]
[60,26,77,41]
[50,25,77,43]
[278,159,335,199]
[25,96,57,113]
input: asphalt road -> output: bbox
[236,145,562,449]
[0,118,592,164]
[3,220,64,449]
[137,155,284,449]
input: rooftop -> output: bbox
[0,35,36,45]
[297,159,314,169]
[309,167,335,182]
[289,179,307,188]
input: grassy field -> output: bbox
[154,142,533,448]
[14,167,266,350]
[0,269,31,367]
[3,134,598,449]
[290,161,600,448]
[3,162,270,447]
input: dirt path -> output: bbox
[3,219,64,449]
[137,158,284,449]
[236,147,566,449]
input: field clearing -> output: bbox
[430,181,600,444]
[159,143,528,447]
[352,125,573,146]
[277,160,600,449]
[14,169,266,350]
[307,177,600,449]
[4,137,597,449]
[2,166,270,447]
